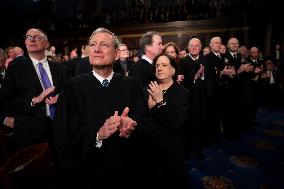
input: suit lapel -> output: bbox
[48,61,58,89]
[27,58,43,92]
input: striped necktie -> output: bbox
[102,79,109,87]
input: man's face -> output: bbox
[220,45,226,54]
[25,29,49,54]
[210,37,222,53]
[147,34,162,57]
[188,39,201,57]
[50,46,56,54]
[250,47,259,60]
[119,45,129,60]
[179,50,187,58]
[88,32,119,67]
[227,38,239,52]
[239,47,248,57]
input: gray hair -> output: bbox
[139,31,161,54]
[89,27,120,49]
[27,28,48,41]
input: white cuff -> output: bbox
[95,133,103,148]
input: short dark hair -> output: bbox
[139,31,161,54]
[152,53,178,81]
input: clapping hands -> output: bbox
[97,107,137,140]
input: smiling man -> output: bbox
[0,28,68,149]
[53,27,152,188]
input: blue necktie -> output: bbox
[102,79,109,87]
[38,62,55,119]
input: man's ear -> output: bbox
[45,41,50,50]
[115,48,120,60]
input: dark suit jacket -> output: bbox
[0,56,68,148]
[113,59,134,76]
[128,58,154,90]
[205,52,224,101]
[74,57,92,76]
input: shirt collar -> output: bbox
[92,70,114,84]
[250,57,258,63]
[230,51,237,57]
[213,52,221,57]
[142,55,153,64]
[30,55,48,67]
[189,54,199,61]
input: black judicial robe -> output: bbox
[150,82,190,189]
[179,55,208,153]
[53,72,153,188]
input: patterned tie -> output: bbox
[102,79,109,87]
[38,62,55,119]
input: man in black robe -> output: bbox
[53,28,153,188]
[179,37,208,159]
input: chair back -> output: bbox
[0,143,55,189]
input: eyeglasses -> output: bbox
[89,41,112,49]
[25,35,46,41]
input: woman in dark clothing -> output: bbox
[147,53,190,189]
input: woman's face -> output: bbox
[155,55,175,82]
[165,45,177,59]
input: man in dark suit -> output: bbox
[205,37,225,143]
[113,43,134,76]
[224,37,245,135]
[0,28,68,149]
[129,31,163,94]
[245,47,263,126]
[73,56,91,76]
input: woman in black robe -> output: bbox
[147,53,190,189]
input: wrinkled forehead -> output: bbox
[229,38,239,44]
[89,32,114,43]
[26,29,47,40]
[157,55,170,63]
[189,39,201,47]
[27,29,43,36]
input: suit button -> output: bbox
[41,107,46,110]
